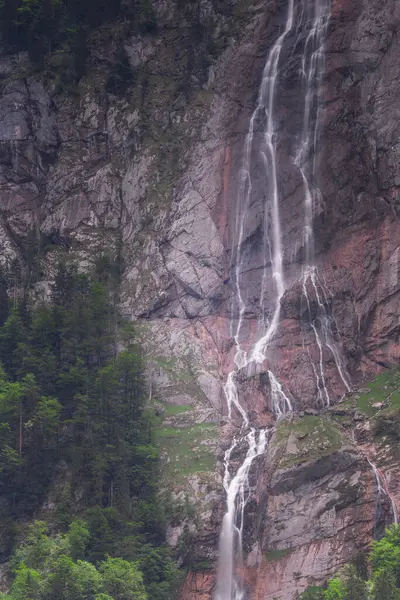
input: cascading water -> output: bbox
[215,4,295,599]
[215,430,267,600]
[301,267,351,405]
[369,460,399,531]
[215,2,350,599]
[294,0,351,404]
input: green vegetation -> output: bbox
[355,369,400,417]
[264,548,294,562]
[1,0,117,67]
[155,422,217,482]
[0,519,170,600]
[190,559,213,572]
[371,408,400,442]
[106,47,136,95]
[0,0,156,83]
[339,368,400,444]
[275,415,342,468]
[160,403,192,417]
[300,525,400,600]
[0,255,180,599]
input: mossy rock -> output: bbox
[264,547,294,562]
[191,559,214,572]
[354,368,400,416]
[154,421,218,483]
[371,407,400,441]
[274,415,343,469]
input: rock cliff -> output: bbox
[0,0,399,598]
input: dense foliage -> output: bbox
[300,525,400,600]
[0,256,179,599]
[0,518,180,600]
[0,0,156,80]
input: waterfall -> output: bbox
[215,2,348,599]
[215,4,295,598]
[294,0,351,404]
[301,266,351,405]
[369,460,399,529]
[295,0,331,265]
[215,430,267,600]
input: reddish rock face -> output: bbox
[0,0,398,597]
[218,0,399,407]
[247,446,376,599]
[181,435,378,600]
[180,571,216,600]
[180,0,400,596]
[197,0,400,411]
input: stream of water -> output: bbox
[295,0,351,405]
[369,460,399,529]
[214,2,346,598]
[215,4,295,598]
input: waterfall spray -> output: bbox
[369,460,399,528]
[215,3,296,599]
[215,2,348,598]
[294,0,350,403]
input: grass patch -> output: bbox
[327,398,357,427]
[275,415,342,468]
[331,414,349,423]
[191,559,214,572]
[335,399,356,410]
[371,407,400,443]
[264,548,294,562]
[161,403,192,417]
[356,369,400,416]
[155,422,217,482]
[152,357,195,383]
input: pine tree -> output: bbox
[371,525,400,586]
[0,307,28,380]
[343,565,368,600]
[7,563,42,600]
[0,270,9,327]
[372,569,398,600]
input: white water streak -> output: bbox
[294,0,351,404]
[251,0,295,361]
[369,460,399,526]
[215,2,348,598]
[295,0,330,262]
[215,3,295,599]
[268,371,292,417]
[302,267,351,405]
[215,430,267,600]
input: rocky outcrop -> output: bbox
[0,1,398,405]
[212,0,400,412]
[0,0,399,598]
[175,411,384,600]
[246,416,376,600]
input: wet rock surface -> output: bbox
[244,416,375,599]
[0,0,399,599]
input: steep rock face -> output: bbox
[181,411,385,600]
[215,0,400,412]
[0,0,399,599]
[1,2,397,412]
[246,416,376,600]
[0,0,274,582]
[317,0,400,373]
